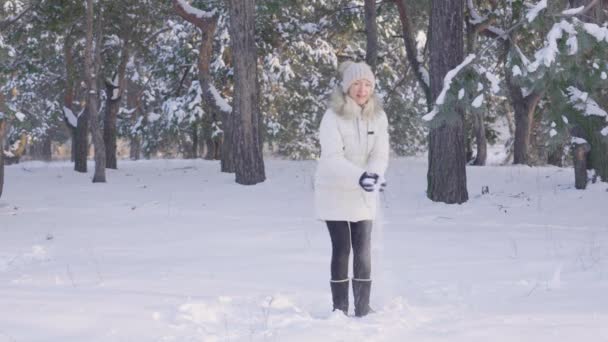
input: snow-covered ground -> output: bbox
[1,158,608,341]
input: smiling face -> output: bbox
[347,79,373,106]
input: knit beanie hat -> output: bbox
[339,61,375,93]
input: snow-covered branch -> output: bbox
[173,0,217,28]
[208,84,231,114]
[526,0,547,23]
[567,86,608,118]
[423,54,477,121]
[0,3,35,31]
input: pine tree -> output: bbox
[85,0,106,183]
[426,0,469,204]
[227,0,265,185]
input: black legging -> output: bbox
[326,220,372,281]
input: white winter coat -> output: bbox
[314,89,390,222]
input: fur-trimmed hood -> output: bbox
[328,87,383,120]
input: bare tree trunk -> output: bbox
[104,38,130,169]
[173,0,227,163]
[364,0,378,71]
[0,116,5,198]
[126,79,141,160]
[30,136,52,161]
[427,0,468,204]
[504,54,543,165]
[465,3,488,166]
[569,0,608,181]
[74,108,89,172]
[573,138,591,189]
[227,0,265,185]
[393,0,433,111]
[221,110,234,172]
[64,29,78,163]
[71,36,88,172]
[85,0,106,183]
[190,122,199,158]
[472,109,487,165]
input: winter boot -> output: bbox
[330,279,349,314]
[352,279,372,317]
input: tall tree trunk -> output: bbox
[64,29,77,163]
[393,0,433,111]
[173,0,227,163]
[71,33,88,172]
[191,121,199,158]
[569,0,608,181]
[0,112,5,199]
[104,38,130,169]
[30,136,52,161]
[472,109,487,165]
[85,0,106,183]
[227,0,265,185]
[126,79,141,160]
[427,0,468,204]
[504,41,543,166]
[465,3,488,166]
[364,0,378,71]
[74,108,89,172]
[221,110,234,172]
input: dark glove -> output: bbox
[359,172,379,192]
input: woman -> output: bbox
[314,61,389,317]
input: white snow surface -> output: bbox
[2,158,608,341]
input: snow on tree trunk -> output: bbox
[70,26,88,172]
[427,0,468,204]
[364,0,378,71]
[227,0,265,185]
[85,0,106,183]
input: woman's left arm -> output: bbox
[366,112,390,176]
